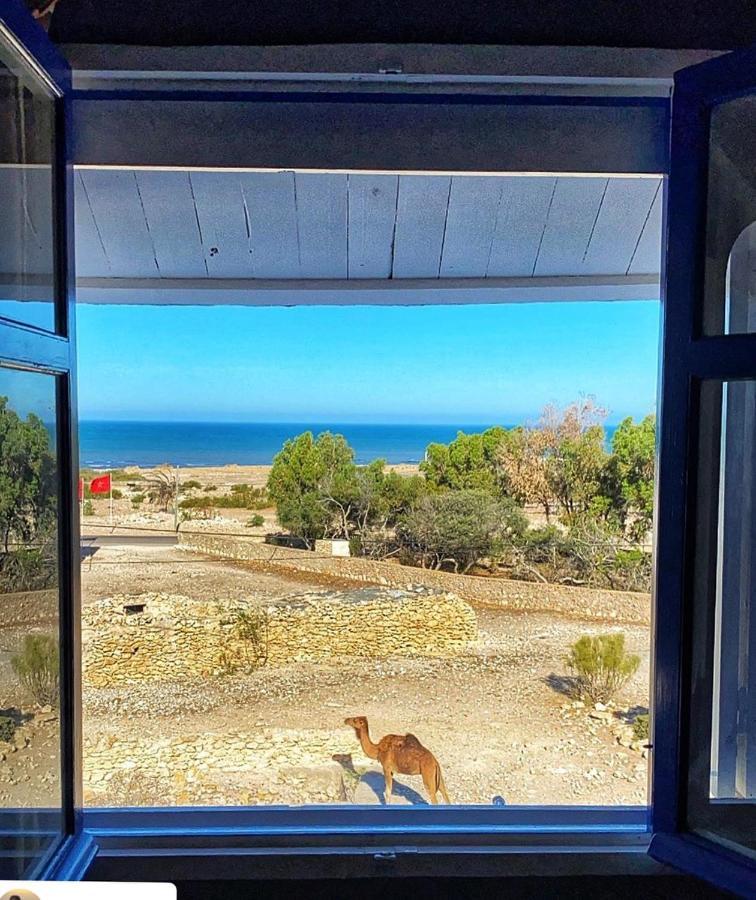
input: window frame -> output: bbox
[0,0,90,881]
[65,66,674,879]
[647,44,756,895]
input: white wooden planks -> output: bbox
[392,175,451,278]
[581,177,661,275]
[74,170,110,277]
[135,171,207,278]
[487,177,556,277]
[240,172,299,278]
[295,173,348,278]
[439,176,503,277]
[347,174,398,278]
[79,169,159,277]
[72,169,664,288]
[190,172,251,277]
[628,181,663,275]
[533,177,609,277]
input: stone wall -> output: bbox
[178,532,651,625]
[83,726,367,806]
[82,586,477,687]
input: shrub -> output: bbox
[179,496,213,510]
[220,608,269,673]
[632,713,650,742]
[182,479,202,491]
[11,634,60,706]
[565,633,640,704]
[131,493,145,508]
[0,716,15,743]
[397,490,526,573]
[203,484,218,492]
[0,544,57,593]
[246,514,265,527]
[82,500,94,516]
[82,484,122,500]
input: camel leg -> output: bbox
[422,767,438,804]
[438,769,451,805]
[383,766,394,805]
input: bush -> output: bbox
[632,713,650,742]
[220,608,269,673]
[0,716,15,742]
[565,633,640,704]
[203,484,218,492]
[11,634,60,706]
[182,479,202,491]
[0,544,57,593]
[83,500,94,516]
[131,493,145,508]
[181,486,268,511]
[397,490,526,573]
[246,514,265,527]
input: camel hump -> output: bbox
[403,733,424,750]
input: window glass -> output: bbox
[0,366,62,876]
[0,32,57,333]
[703,96,756,335]
[710,380,756,814]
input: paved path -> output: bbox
[81,533,178,549]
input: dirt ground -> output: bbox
[81,541,650,807]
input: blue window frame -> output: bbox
[3,1,754,891]
[649,44,756,897]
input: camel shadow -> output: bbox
[543,672,579,697]
[331,753,427,805]
[360,770,428,806]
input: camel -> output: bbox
[344,715,451,805]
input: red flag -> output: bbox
[78,477,83,500]
[90,474,111,495]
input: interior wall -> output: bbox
[49,0,756,50]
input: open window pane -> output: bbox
[0,28,57,334]
[703,95,756,336]
[688,379,756,859]
[0,365,62,877]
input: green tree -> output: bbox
[0,397,57,593]
[420,427,510,495]
[532,398,609,524]
[267,431,348,546]
[397,489,526,573]
[604,415,656,540]
[0,396,57,553]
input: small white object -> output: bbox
[0,884,175,900]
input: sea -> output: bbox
[79,420,620,469]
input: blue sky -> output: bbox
[76,301,660,425]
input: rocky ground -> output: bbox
[80,542,650,808]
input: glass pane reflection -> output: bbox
[0,32,56,333]
[0,366,62,877]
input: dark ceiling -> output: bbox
[49,0,755,50]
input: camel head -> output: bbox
[344,715,368,734]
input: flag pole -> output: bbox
[109,470,113,527]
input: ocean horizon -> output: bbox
[79,420,621,468]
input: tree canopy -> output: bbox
[0,396,57,591]
[420,427,509,495]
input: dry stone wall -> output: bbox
[179,532,651,625]
[82,586,477,687]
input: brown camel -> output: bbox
[344,716,451,805]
